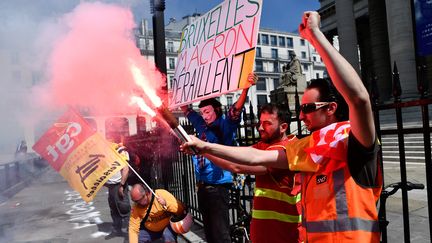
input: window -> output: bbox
[301,51,307,59]
[270,35,277,46]
[255,60,263,72]
[85,118,97,132]
[136,116,147,133]
[32,71,40,85]
[316,73,320,79]
[226,96,233,106]
[313,56,317,62]
[287,37,293,48]
[256,47,262,57]
[10,52,19,64]
[257,95,268,106]
[300,39,306,46]
[271,49,278,59]
[257,34,261,44]
[303,64,309,71]
[278,36,286,47]
[261,34,269,45]
[169,58,175,69]
[167,42,174,52]
[169,75,174,88]
[273,78,280,88]
[273,62,279,72]
[105,117,130,142]
[13,71,21,82]
[256,78,267,91]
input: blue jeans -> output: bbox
[198,183,232,243]
[138,225,177,243]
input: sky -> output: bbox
[165,0,320,33]
[0,0,320,156]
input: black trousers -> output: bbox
[197,183,232,243]
[107,183,130,232]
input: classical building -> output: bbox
[135,14,326,113]
[318,0,431,101]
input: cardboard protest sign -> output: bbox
[32,108,128,202]
[170,0,262,108]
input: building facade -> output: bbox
[318,0,431,101]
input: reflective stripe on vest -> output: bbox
[305,169,380,233]
[252,209,302,223]
[253,188,302,223]
[255,188,301,205]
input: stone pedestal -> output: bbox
[270,86,297,111]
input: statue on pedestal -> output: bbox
[278,52,302,89]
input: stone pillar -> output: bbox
[368,0,392,102]
[335,0,361,74]
[385,0,418,99]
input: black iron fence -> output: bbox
[1,62,429,241]
[129,62,432,242]
[371,63,432,243]
[0,155,48,202]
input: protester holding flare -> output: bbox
[181,11,382,243]
[198,103,303,243]
[180,73,257,243]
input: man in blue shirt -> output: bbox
[181,73,256,243]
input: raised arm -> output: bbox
[299,11,375,147]
[205,153,267,175]
[234,73,257,110]
[181,136,288,169]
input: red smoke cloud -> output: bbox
[42,2,165,115]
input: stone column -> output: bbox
[385,0,418,99]
[335,0,361,74]
[368,0,392,102]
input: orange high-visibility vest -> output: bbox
[288,122,382,242]
[251,136,304,243]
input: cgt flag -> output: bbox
[286,121,351,173]
[32,108,128,202]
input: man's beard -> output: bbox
[261,127,283,144]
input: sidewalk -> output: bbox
[179,222,206,243]
[0,167,209,243]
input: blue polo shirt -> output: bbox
[186,105,241,184]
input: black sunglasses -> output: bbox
[300,102,331,114]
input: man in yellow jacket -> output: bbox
[129,184,186,243]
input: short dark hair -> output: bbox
[198,98,223,117]
[258,103,292,124]
[306,78,349,121]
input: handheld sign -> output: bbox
[32,108,128,202]
[170,0,262,108]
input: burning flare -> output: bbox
[129,96,156,117]
[129,61,162,108]
[128,62,197,153]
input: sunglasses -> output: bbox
[300,102,331,114]
[132,193,147,204]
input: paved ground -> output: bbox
[0,161,430,243]
[0,168,206,243]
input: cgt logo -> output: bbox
[316,175,327,185]
[46,122,82,161]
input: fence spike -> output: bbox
[417,64,429,98]
[392,61,402,101]
[294,86,300,111]
[248,101,255,122]
[370,73,380,104]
